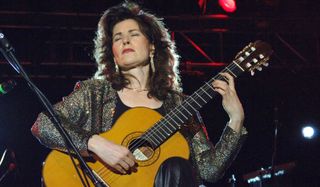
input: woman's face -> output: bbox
[112,19,154,70]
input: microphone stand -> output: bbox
[0,31,105,187]
[270,106,280,186]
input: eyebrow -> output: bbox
[113,29,140,38]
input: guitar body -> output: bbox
[43,108,190,187]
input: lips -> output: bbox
[122,48,135,54]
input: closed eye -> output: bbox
[113,37,122,42]
[131,33,140,37]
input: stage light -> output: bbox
[302,126,315,139]
[218,0,237,13]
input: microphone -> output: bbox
[0,30,20,73]
[0,80,17,95]
[0,30,13,52]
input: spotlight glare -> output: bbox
[219,0,237,13]
[302,126,315,139]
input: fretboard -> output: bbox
[142,60,245,148]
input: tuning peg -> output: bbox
[250,70,255,76]
[263,62,269,67]
[259,54,265,59]
[245,62,252,68]
[256,67,263,71]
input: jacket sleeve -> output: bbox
[190,112,247,182]
[31,81,95,153]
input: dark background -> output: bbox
[0,0,320,186]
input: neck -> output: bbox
[121,64,150,90]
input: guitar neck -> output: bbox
[142,60,245,148]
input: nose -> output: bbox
[122,35,130,45]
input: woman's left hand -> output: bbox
[212,72,244,131]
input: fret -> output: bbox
[172,113,184,123]
[151,133,163,144]
[163,118,177,129]
[228,62,244,77]
[200,87,212,99]
[225,66,237,77]
[217,74,228,82]
[167,114,179,125]
[233,61,245,71]
[205,82,215,91]
[164,121,175,132]
[189,96,202,107]
[184,100,197,112]
[162,124,173,135]
[146,136,157,146]
[157,127,167,139]
[180,105,192,116]
[176,108,188,120]
[195,92,207,103]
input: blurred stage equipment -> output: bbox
[243,162,295,187]
[0,149,16,183]
[242,106,296,186]
[227,174,236,187]
[0,80,17,95]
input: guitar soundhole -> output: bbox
[129,138,154,161]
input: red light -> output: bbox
[218,0,237,13]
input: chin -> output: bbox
[119,64,136,71]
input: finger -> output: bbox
[115,164,126,174]
[123,156,136,167]
[218,73,229,83]
[121,149,136,166]
[212,80,228,91]
[220,72,235,90]
[213,87,226,96]
[119,160,130,171]
[127,152,136,162]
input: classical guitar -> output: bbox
[42,41,273,187]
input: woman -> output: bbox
[31,2,247,186]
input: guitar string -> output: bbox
[95,56,251,180]
[96,46,268,184]
[92,72,218,182]
[123,59,243,152]
[93,59,246,180]
[94,51,262,183]
[103,55,258,183]
[93,60,245,183]
[126,48,266,156]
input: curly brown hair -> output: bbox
[93,2,182,100]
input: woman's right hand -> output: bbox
[88,134,136,174]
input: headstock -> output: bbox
[233,40,273,76]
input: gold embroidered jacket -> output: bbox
[31,79,247,183]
